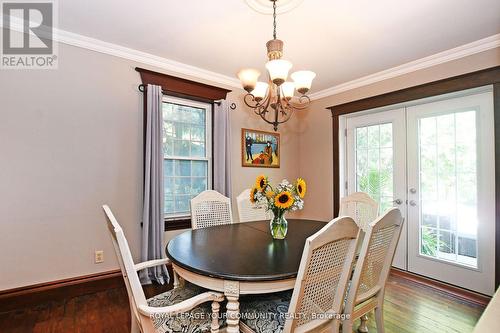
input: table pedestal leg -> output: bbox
[224,281,240,333]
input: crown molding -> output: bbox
[309,33,500,100]
[2,15,498,98]
[1,16,241,89]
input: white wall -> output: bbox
[0,40,300,291]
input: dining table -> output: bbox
[166,219,326,333]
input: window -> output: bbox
[162,96,212,219]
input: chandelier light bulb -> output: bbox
[281,82,295,100]
[251,82,269,102]
[236,0,313,131]
[265,59,292,86]
[237,68,261,92]
[291,70,316,94]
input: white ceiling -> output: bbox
[58,0,500,93]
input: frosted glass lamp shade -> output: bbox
[251,82,269,102]
[281,82,295,100]
[265,59,292,86]
[238,69,261,92]
[291,70,316,94]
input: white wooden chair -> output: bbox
[342,208,404,333]
[102,205,224,333]
[339,193,379,332]
[339,192,379,232]
[190,190,233,229]
[236,188,271,223]
[239,216,361,333]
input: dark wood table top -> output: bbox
[166,219,327,281]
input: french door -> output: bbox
[345,108,407,270]
[344,88,495,295]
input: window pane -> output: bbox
[191,126,205,141]
[192,161,207,177]
[175,160,191,177]
[162,99,210,217]
[175,195,191,213]
[174,140,190,157]
[355,122,394,213]
[192,177,207,194]
[191,141,206,157]
[418,111,478,268]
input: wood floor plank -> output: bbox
[0,275,485,333]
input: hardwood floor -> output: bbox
[0,274,484,333]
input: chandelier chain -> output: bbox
[272,0,277,39]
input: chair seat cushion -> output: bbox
[239,290,293,333]
[147,282,216,333]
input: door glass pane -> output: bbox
[355,123,394,213]
[418,110,477,268]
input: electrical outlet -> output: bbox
[95,250,104,264]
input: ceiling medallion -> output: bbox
[245,0,304,14]
[237,0,315,131]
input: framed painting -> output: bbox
[241,128,280,168]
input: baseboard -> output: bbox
[1,266,490,313]
[0,270,123,312]
[390,268,491,307]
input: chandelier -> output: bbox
[237,0,316,131]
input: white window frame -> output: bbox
[162,95,213,220]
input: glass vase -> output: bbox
[270,210,288,240]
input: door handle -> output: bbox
[409,188,417,194]
[409,200,417,206]
[393,199,403,205]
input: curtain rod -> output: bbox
[138,84,236,109]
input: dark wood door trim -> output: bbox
[328,66,500,288]
[328,66,500,115]
[494,82,500,290]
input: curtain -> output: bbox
[213,100,232,197]
[140,84,169,285]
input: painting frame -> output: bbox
[241,128,280,168]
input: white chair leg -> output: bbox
[342,319,353,333]
[131,317,140,333]
[374,306,384,333]
[211,301,220,333]
[358,314,369,333]
[332,319,341,333]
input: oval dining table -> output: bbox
[166,219,326,333]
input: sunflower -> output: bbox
[250,187,258,203]
[296,178,307,198]
[265,190,275,199]
[255,175,267,191]
[274,191,294,209]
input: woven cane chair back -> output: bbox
[236,189,271,223]
[190,190,233,229]
[348,208,403,305]
[339,192,379,232]
[284,216,360,333]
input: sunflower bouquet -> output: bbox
[250,175,307,239]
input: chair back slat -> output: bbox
[339,192,378,232]
[190,190,233,229]
[236,188,271,222]
[102,205,147,328]
[346,208,403,308]
[284,217,360,333]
